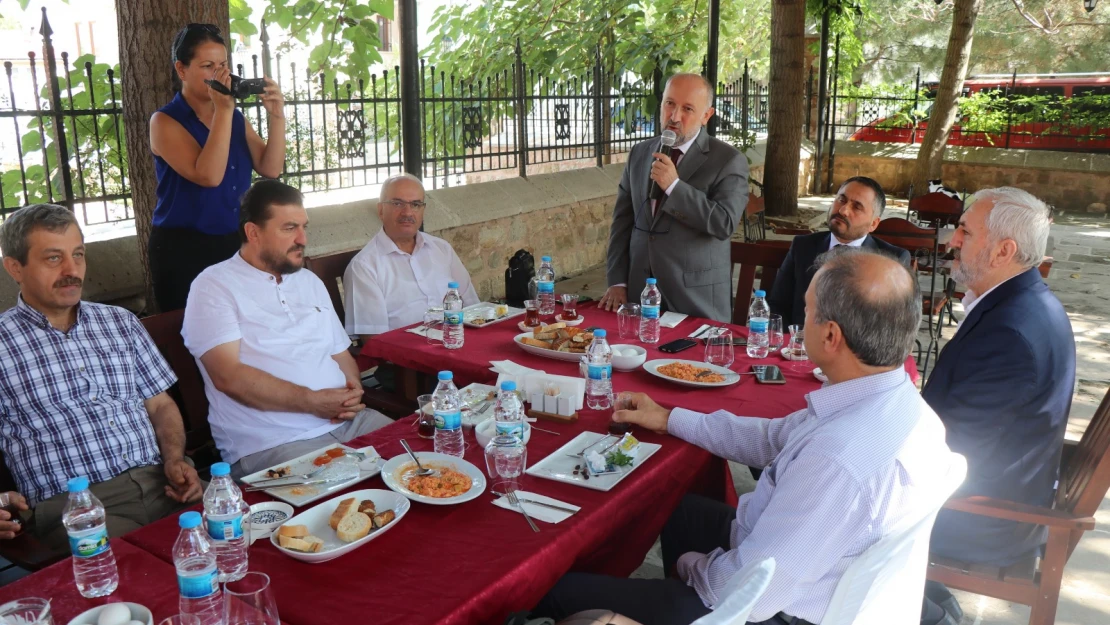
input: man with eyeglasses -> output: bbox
[343,173,478,340]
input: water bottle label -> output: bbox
[443,311,464,326]
[68,523,109,559]
[749,319,769,333]
[495,422,525,440]
[435,409,462,431]
[588,363,612,381]
[178,570,219,599]
[205,513,244,541]
[537,280,554,294]
[641,305,660,320]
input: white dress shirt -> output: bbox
[828,233,868,251]
[960,273,1020,323]
[343,229,479,335]
[182,253,352,465]
[667,368,951,623]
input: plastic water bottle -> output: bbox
[747,289,771,359]
[62,476,118,598]
[639,278,662,344]
[173,511,223,625]
[203,462,248,583]
[586,329,614,410]
[433,371,465,457]
[494,380,525,441]
[443,281,465,349]
[537,256,556,316]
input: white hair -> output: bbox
[379,173,424,203]
[969,187,1051,269]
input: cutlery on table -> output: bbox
[245,464,329,487]
[492,491,578,514]
[566,433,615,459]
[400,439,436,477]
[505,489,540,532]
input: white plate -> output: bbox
[814,367,828,383]
[463,302,525,328]
[269,488,410,564]
[559,315,586,327]
[380,452,487,505]
[526,431,662,492]
[418,383,498,429]
[67,602,153,625]
[239,444,382,507]
[642,359,742,388]
[512,332,590,362]
[780,346,808,362]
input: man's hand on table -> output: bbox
[163,459,203,503]
[612,392,671,434]
[306,381,365,423]
[599,286,628,312]
[0,491,27,539]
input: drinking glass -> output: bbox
[416,394,435,439]
[608,391,634,436]
[523,299,541,327]
[704,328,735,368]
[422,308,443,344]
[560,294,580,321]
[0,491,24,535]
[225,572,280,625]
[159,616,202,625]
[0,598,52,625]
[787,325,809,370]
[768,314,784,352]
[484,435,527,491]
[617,303,641,340]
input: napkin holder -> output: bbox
[526,391,578,423]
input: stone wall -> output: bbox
[827,141,1110,212]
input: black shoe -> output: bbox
[924,581,964,624]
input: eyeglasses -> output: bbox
[173,23,222,63]
[382,199,427,211]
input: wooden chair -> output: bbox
[141,309,212,455]
[730,242,788,325]
[771,226,814,237]
[927,384,1110,625]
[909,192,964,227]
[743,180,767,242]
[0,456,66,572]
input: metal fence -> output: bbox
[716,62,771,141]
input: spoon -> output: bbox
[399,439,436,477]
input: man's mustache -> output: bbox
[397,217,416,225]
[54,277,82,288]
[287,244,305,254]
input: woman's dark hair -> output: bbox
[170,23,226,92]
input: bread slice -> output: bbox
[372,509,396,529]
[521,337,553,349]
[336,512,372,543]
[329,497,358,530]
[277,524,309,539]
[552,336,573,351]
[278,534,323,553]
[302,535,324,553]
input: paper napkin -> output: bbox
[687,323,712,339]
[406,325,443,341]
[491,490,581,524]
[659,311,688,328]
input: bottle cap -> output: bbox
[646,278,657,285]
[67,476,89,492]
[438,371,453,381]
[500,380,516,391]
[594,329,607,338]
[210,462,231,477]
[542,256,552,262]
[448,281,459,289]
[754,290,766,297]
[179,511,203,529]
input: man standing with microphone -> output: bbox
[598,73,748,323]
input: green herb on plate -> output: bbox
[606,449,634,468]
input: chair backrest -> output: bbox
[745,192,766,218]
[691,558,776,625]
[871,218,942,258]
[821,454,967,625]
[909,192,963,226]
[304,249,358,326]
[1059,384,1110,521]
[140,309,211,452]
[730,242,788,325]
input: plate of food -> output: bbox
[464,302,524,328]
[270,489,408,563]
[513,323,595,362]
[239,444,381,507]
[418,383,498,429]
[642,359,742,388]
[380,451,487,505]
[526,431,662,492]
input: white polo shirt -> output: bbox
[343,229,479,335]
[182,253,351,465]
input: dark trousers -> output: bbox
[148,226,240,312]
[533,494,799,625]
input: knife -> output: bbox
[493,491,579,514]
[242,478,335,493]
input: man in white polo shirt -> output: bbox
[183,180,392,477]
[343,173,478,339]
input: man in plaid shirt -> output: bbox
[0,203,202,556]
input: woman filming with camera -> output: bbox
[148,23,286,311]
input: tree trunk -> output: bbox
[115,0,230,314]
[764,0,806,218]
[910,0,983,195]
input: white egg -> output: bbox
[623,349,639,358]
[126,621,146,625]
[96,603,131,625]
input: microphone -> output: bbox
[648,129,678,201]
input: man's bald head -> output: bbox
[663,73,714,109]
[811,247,921,367]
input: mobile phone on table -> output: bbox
[659,338,698,354]
[751,365,786,384]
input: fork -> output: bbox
[247,464,328,486]
[505,489,540,532]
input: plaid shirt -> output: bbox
[0,297,177,505]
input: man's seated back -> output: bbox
[0,204,201,555]
[183,180,391,478]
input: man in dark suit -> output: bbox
[598,73,748,323]
[767,177,910,327]
[920,187,1074,625]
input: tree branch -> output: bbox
[1008,0,1058,34]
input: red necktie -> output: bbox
[653,148,683,215]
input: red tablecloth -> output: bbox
[123,410,727,625]
[0,539,182,623]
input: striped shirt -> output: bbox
[0,297,176,505]
[668,368,950,623]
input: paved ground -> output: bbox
[559,196,1110,625]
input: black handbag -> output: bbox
[505,249,536,308]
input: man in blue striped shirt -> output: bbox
[533,248,955,625]
[0,204,202,556]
